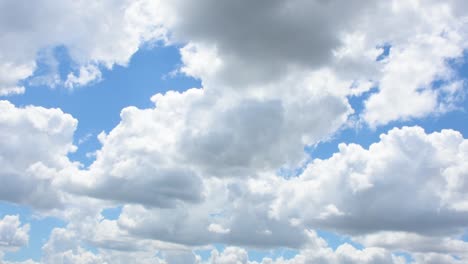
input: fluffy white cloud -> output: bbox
[68,75,351,208]
[197,231,406,264]
[113,178,309,248]
[32,228,409,264]
[156,0,468,126]
[1,0,468,262]
[0,0,166,94]
[75,124,468,262]
[411,253,465,264]
[0,258,38,264]
[0,101,78,209]
[41,228,102,264]
[356,231,468,259]
[271,126,468,238]
[40,223,188,264]
[0,215,29,252]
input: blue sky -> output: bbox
[1,1,468,264]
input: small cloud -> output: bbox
[207,223,230,234]
[78,133,93,145]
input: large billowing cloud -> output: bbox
[0,101,78,209]
[81,126,466,262]
[1,0,466,128]
[70,81,351,208]
[271,126,468,236]
[158,0,468,126]
[1,0,468,263]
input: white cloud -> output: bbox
[209,247,249,264]
[0,215,29,252]
[0,0,167,94]
[0,101,78,209]
[41,228,103,264]
[205,231,405,264]
[67,76,351,207]
[1,0,468,262]
[356,231,468,258]
[271,126,468,240]
[65,64,102,89]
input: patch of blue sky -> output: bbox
[316,229,363,250]
[462,229,468,242]
[82,243,99,255]
[101,206,123,221]
[376,43,391,61]
[248,247,299,262]
[394,252,414,263]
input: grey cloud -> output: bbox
[166,0,374,86]
[81,167,204,208]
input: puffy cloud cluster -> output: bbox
[79,126,466,262]
[160,0,468,126]
[271,126,468,236]
[0,101,78,209]
[0,0,166,94]
[0,215,29,252]
[0,215,38,264]
[27,229,409,264]
[68,78,351,207]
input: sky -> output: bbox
[0,1,468,264]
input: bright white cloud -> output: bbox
[0,0,166,94]
[271,126,468,238]
[0,101,78,209]
[68,79,351,208]
[0,215,29,252]
[356,231,468,259]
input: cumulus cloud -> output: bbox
[36,229,410,264]
[0,0,166,94]
[68,79,351,208]
[0,215,29,252]
[155,0,468,126]
[1,0,468,262]
[0,101,78,209]
[356,231,468,259]
[271,126,468,238]
[113,179,310,248]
